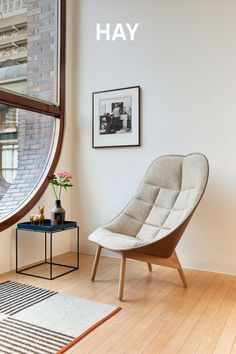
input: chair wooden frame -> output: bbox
[91,246,187,301]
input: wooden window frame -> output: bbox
[0,0,66,231]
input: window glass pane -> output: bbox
[2,144,18,183]
[0,103,56,219]
[0,0,59,104]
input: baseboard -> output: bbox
[180,256,236,276]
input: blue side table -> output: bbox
[16,220,79,280]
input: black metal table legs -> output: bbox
[16,226,79,280]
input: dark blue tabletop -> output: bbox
[17,219,77,233]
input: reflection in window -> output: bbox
[0,104,18,197]
[1,144,18,183]
[0,105,55,219]
[0,0,62,226]
[0,0,59,104]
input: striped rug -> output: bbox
[0,281,121,354]
[0,281,56,316]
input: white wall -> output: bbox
[72,0,236,274]
[0,2,75,274]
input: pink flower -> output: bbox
[57,171,73,179]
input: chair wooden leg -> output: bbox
[173,251,188,288]
[118,253,126,301]
[91,245,102,282]
[177,267,188,288]
[147,263,152,272]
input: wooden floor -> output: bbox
[1,252,236,354]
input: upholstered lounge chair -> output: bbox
[89,153,209,300]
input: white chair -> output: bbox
[89,153,209,300]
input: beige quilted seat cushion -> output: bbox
[89,153,208,251]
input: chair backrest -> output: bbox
[107,153,209,248]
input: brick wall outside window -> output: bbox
[0,0,58,219]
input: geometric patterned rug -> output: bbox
[0,281,121,354]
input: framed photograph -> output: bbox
[92,86,140,148]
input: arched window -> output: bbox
[0,0,65,231]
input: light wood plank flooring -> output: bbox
[1,252,236,354]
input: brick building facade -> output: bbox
[0,0,58,219]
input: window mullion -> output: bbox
[0,90,61,118]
